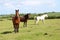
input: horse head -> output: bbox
[44,14,48,17]
[24,13,30,19]
[15,9,19,17]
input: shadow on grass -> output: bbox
[7,19,12,20]
[0,20,4,21]
[1,31,13,34]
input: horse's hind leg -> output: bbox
[42,20,45,24]
[23,22,27,27]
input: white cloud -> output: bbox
[21,1,41,6]
[4,3,14,9]
[4,2,19,9]
[2,0,56,10]
[44,0,56,7]
[2,0,56,8]
[4,3,13,7]
[3,1,22,9]
[21,0,56,7]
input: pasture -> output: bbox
[0,19,60,40]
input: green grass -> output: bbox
[0,19,60,40]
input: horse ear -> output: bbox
[15,9,19,11]
[18,9,19,11]
[27,13,30,15]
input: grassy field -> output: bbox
[0,19,60,40]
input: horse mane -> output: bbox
[24,14,30,19]
[41,14,47,16]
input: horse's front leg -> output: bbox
[13,25,17,33]
[23,22,25,27]
[14,24,19,33]
[23,22,27,27]
[25,22,27,27]
[16,24,19,32]
[36,20,39,24]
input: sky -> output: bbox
[0,0,60,15]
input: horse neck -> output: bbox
[42,15,46,18]
[15,12,19,17]
[24,15,28,19]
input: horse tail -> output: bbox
[34,16,37,20]
[34,16,37,24]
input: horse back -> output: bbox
[20,17,26,22]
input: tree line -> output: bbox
[0,12,60,20]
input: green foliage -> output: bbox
[0,12,60,20]
[48,12,60,19]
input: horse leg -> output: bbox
[23,22,25,27]
[14,24,19,33]
[14,25,17,33]
[36,20,39,24]
[42,20,44,24]
[25,22,27,27]
[34,17,36,24]
[23,22,27,27]
[16,24,19,32]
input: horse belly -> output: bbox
[20,17,25,22]
[37,17,44,20]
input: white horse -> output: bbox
[34,14,48,24]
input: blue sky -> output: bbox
[0,0,60,15]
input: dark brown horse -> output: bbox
[12,9,20,33]
[20,14,30,27]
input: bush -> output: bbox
[0,12,60,20]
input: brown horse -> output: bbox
[20,14,30,27]
[12,9,20,33]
